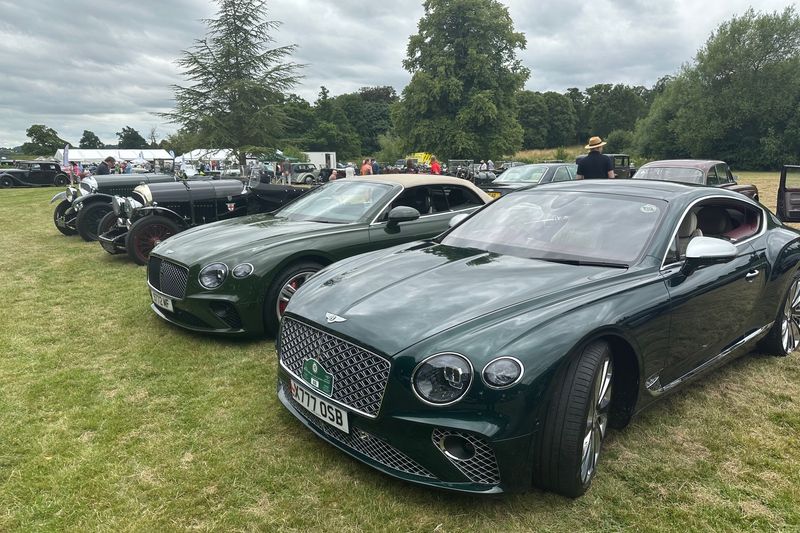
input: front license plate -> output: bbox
[290,380,349,433]
[487,191,501,199]
[151,290,174,312]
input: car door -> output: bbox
[660,200,766,384]
[777,165,800,222]
[367,185,477,248]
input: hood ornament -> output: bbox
[325,312,347,324]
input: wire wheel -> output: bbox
[127,217,181,265]
[781,279,800,354]
[580,355,613,485]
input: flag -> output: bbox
[62,144,72,184]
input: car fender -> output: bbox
[50,191,67,204]
[74,193,114,209]
[133,206,189,229]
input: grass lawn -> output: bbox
[1,174,799,532]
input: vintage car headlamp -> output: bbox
[198,263,228,289]
[123,197,143,218]
[133,184,153,206]
[81,177,97,193]
[412,353,473,405]
[112,196,123,216]
[482,357,524,389]
[231,263,254,279]
[65,187,77,203]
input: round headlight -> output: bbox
[65,187,76,202]
[82,177,97,193]
[412,353,472,406]
[482,357,523,389]
[231,263,254,279]
[198,263,228,289]
[123,197,143,218]
[133,184,152,205]
[112,196,123,215]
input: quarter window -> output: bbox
[552,166,572,182]
[715,164,732,184]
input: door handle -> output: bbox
[745,270,760,281]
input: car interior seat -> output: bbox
[676,211,702,259]
[696,206,733,237]
[414,188,431,215]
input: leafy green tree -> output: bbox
[393,0,529,159]
[517,91,548,149]
[334,86,397,155]
[305,87,361,159]
[280,94,316,146]
[163,0,300,167]
[584,84,648,138]
[116,126,149,149]
[20,125,69,156]
[566,88,589,144]
[79,130,103,149]
[375,133,406,163]
[542,92,578,147]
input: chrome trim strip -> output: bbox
[411,352,474,407]
[147,281,185,302]
[481,356,525,390]
[648,322,773,396]
[660,194,767,270]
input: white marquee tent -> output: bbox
[175,149,236,164]
[53,148,174,163]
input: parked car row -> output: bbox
[42,164,800,498]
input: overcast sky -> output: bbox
[0,0,793,147]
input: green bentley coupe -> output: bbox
[277,179,800,497]
[147,175,491,335]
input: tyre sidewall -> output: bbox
[53,200,78,236]
[76,202,112,241]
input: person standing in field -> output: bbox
[430,157,441,175]
[360,159,373,175]
[576,136,614,179]
[371,158,380,175]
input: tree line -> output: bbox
[11,1,800,170]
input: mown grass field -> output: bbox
[1,174,799,532]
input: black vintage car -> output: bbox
[575,153,636,179]
[1,161,69,187]
[51,174,178,241]
[98,174,310,264]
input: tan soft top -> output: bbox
[349,173,492,202]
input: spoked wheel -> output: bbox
[761,276,800,356]
[76,202,112,241]
[265,261,323,336]
[125,215,182,265]
[580,355,613,486]
[534,340,614,498]
[53,174,69,186]
[53,200,77,236]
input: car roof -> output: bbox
[349,173,492,201]
[639,159,724,170]
[532,178,747,203]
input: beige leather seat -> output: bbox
[676,211,702,259]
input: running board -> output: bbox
[646,322,773,396]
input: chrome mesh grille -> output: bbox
[280,318,390,417]
[287,385,433,478]
[432,429,500,485]
[149,258,189,299]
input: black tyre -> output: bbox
[264,261,323,336]
[0,175,13,188]
[98,211,118,240]
[759,275,800,356]
[53,173,69,186]
[76,202,112,242]
[53,200,77,236]
[303,174,314,184]
[533,340,614,498]
[125,215,182,265]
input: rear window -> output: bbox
[634,167,704,184]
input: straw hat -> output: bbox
[585,136,607,150]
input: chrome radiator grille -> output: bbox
[432,429,501,485]
[148,256,190,299]
[286,385,433,478]
[279,318,390,417]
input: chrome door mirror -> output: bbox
[682,236,737,275]
[449,213,469,228]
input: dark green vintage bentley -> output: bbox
[146,175,491,335]
[277,180,800,497]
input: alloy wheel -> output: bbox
[580,355,613,484]
[781,279,800,354]
[276,270,317,319]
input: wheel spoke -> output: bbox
[791,320,800,352]
[792,281,800,309]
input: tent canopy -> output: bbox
[178,149,236,162]
[53,148,174,163]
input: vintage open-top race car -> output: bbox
[51,174,178,241]
[98,176,310,264]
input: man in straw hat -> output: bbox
[576,136,614,179]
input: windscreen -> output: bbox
[441,191,666,265]
[634,167,704,184]
[274,180,394,223]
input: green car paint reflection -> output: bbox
[277,180,800,496]
[146,175,491,336]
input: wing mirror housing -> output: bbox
[682,236,737,275]
[387,206,420,227]
[449,213,469,228]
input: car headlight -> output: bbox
[65,187,77,203]
[482,357,523,389]
[112,196,123,215]
[198,263,228,289]
[133,184,153,205]
[412,353,473,405]
[123,197,143,218]
[231,263,254,279]
[81,177,97,193]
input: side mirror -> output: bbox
[449,213,469,228]
[387,206,420,227]
[682,236,737,275]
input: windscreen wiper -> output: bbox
[535,258,629,268]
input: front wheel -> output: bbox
[533,340,614,497]
[125,215,182,265]
[53,174,69,186]
[98,211,118,239]
[759,276,800,356]
[0,175,13,188]
[264,261,323,336]
[53,200,77,236]
[76,202,112,242]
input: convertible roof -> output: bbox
[350,173,492,200]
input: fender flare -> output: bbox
[74,193,114,209]
[132,206,189,230]
[50,191,67,204]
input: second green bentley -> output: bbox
[147,175,490,336]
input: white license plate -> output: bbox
[290,379,349,433]
[151,290,174,312]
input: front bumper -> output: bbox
[99,224,128,254]
[276,367,535,494]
